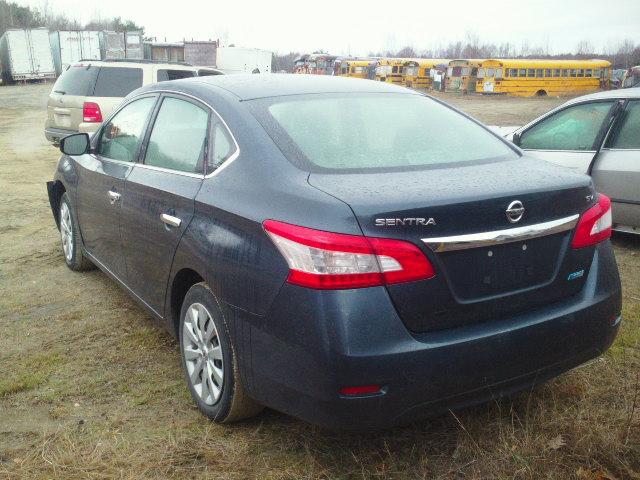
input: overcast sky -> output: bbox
[19,0,640,55]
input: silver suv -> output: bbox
[44,60,222,145]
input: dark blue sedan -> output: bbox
[47,74,622,429]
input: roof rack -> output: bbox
[79,58,193,66]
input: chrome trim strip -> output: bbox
[422,214,579,252]
[134,163,204,178]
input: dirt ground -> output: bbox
[0,83,638,480]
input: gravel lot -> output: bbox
[1,82,638,480]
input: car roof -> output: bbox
[74,60,195,70]
[562,87,640,105]
[162,73,417,100]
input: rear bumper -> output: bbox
[44,127,76,145]
[45,123,100,145]
[245,242,621,430]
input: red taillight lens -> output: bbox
[263,220,435,289]
[83,102,103,123]
[571,194,612,248]
[339,385,382,396]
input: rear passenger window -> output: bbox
[52,65,99,96]
[207,122,237,172]
[606,101,640,149]
[98,96,156,162]
[144,97,209,174]
[93,67,143,97]
[157,69,195,82]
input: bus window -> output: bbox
[577,69,584,77]
[585,69,593,77]
[594,69,601,77]
[461,67,470,76]
[562,69,569,77]
[477,68,485,78]
[536,69,543,77]
[519,69,526,77]
[447,67,453,76]
[553,69,561,77]
[570,69,577,77]
[495,69,503,79]
[452,67,462,76]
[509,68,518,77]
[545,69,551,77]
[471,67,478,75]
[527,69,535,77]
[486,68,494,77]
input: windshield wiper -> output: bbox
[54,90,66,95]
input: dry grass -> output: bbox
[0,83,638,480]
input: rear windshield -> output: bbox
[93,67,143,97]
[252,94,516,172]
[157,69,195,82]
[52,65,99,96]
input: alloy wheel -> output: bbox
[182,303,224,405]
[59,201,73,262]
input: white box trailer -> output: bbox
[0,28,56,83]
[100,31,125,59]
[50,31,101,75]
[125,32,143,59]
[215,47,273,74]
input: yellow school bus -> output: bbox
[475,59,612,96]
[403,59,448,89]
[375,58,407,85]
[338,59,375,79]
[446,59,484,93]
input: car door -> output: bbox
[75,95,158,280]
[515,100,619,173]
[119,94,210,315]
[591,99,640,231]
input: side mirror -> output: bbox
[512,132,522,146]
[60,133,90,156]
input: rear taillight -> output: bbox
[571,194,612,248]
[83,102,103,123]
[263,220,435,289]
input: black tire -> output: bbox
[179,283,263,423]
[58,193,94,271]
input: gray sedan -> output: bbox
[505,88,640,235]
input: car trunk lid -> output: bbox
[308,157,596,333]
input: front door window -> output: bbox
[520,101,615,151]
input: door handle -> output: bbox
[161,213,182,228]
[108,190,121,205]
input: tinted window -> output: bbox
[520,101,614,151]
[157,69,195,82]
[207,122,236,172]
[52,65,99,96]
[198,69,223,76]
[606,101,640,149]
[145,97,209,173]
[98,97,156,162]
[259,94,516,171]
[93,67,143,97]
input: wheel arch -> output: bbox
[168,267,206,337]
[46,180,67,229]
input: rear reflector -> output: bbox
[339,385,382,396]
[263,220,435,289]
[571,194,612,248]
[83,102,103,123]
